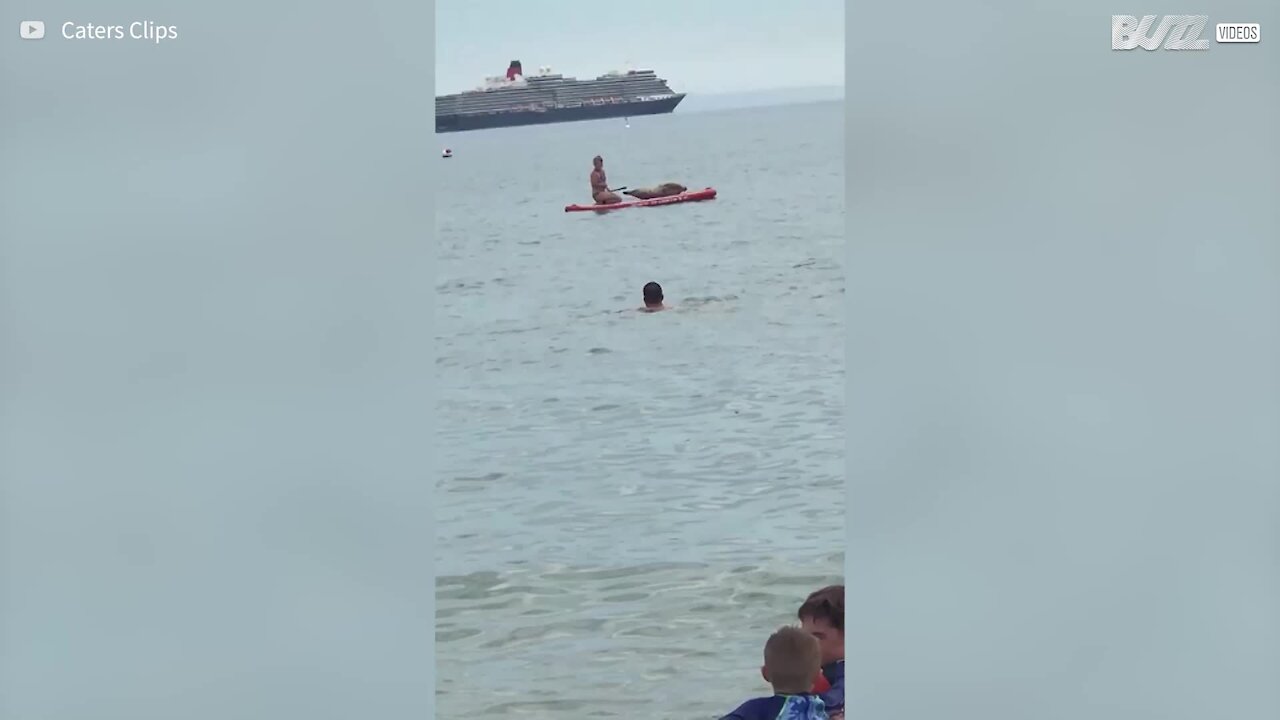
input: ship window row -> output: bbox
[553,85,673,98]
[441,86,673,108]
[443,79,672,101]
[554,84,672,99]
[437,93,679,115]
[437,94,676,115]
[437,81,677,114]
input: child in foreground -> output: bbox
[719,626,830,720]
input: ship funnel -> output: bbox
[506,60,523,81]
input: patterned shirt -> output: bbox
[720,692,828,720]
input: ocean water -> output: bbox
[436,101,845,718]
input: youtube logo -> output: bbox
[20,20,45,39]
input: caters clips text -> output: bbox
[62,21,178,44]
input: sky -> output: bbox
[435,0,845,96]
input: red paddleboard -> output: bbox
[564,188,717,213]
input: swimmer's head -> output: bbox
[593,155,604,168]
[642,282,663,306]
[761,626,822,695]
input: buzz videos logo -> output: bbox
[1112,15,1261,50]
[1112,15,1210,50]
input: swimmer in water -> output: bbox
[639,282,668,312]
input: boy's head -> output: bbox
[759,626,822,695]
[798,584,844,666]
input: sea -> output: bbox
[436,100,845,718]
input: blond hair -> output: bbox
[763,625,821,693]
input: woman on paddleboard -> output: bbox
[590,155,622,205]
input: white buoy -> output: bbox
[442,148,452,158]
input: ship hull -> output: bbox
[436,95,684,134]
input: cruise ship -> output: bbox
[436,61,685,133]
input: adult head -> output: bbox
[642,282,663,307]
[798,584,844,666]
